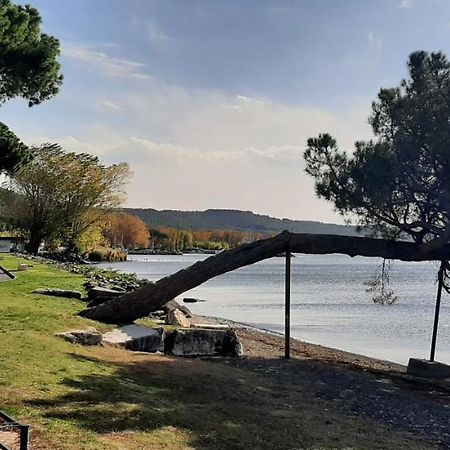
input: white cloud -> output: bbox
[94,100,124,112]
[398,0,413,8]
[22,42,371,222]
[367,32,383,52]
[51,136,303,166]
[145,20,179,47]
[62,43,151,80]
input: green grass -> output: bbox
[0,255,436,449]
[0,255,114,448]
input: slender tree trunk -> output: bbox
[79,231,450,324]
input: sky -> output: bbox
[2,0,450,222]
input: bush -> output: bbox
[88,247,127,262]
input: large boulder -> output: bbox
[34,288,82,299]
[166,328,243,357]
[102,324,164,352]
[166,309,190,328]
[56,327,102,345]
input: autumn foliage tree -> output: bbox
[103,212,150,249]
[0,144,130,254]
[149,227,266,251]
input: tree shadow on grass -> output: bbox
[26,352,439,449]
[27,353,312,449]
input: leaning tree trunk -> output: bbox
[79,231,450,324]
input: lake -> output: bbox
[98,254,450,365]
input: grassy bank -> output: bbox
[0,255,434,449]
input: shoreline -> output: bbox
[192,314,450,394]
[193,314,407,373]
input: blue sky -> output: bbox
[2,0,450,222]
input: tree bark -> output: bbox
[25,233,42,255]
[79,231,450,324]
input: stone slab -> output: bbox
[33,288,82,299]
[407,358,450,379]
[56,327,102,345]
[102,324,164,353]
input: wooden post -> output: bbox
[430,260,445,362]
[285,249,291,359]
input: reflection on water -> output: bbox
[98,254,450,365]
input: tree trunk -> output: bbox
[25,233,42,255]
[79,231,450,324]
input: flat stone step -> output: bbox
[102,325,164,353]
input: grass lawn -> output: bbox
[0,255,435,449]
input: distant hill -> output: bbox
[124,208,362,236]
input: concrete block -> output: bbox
[407,358,450,379]
[167,328,243,357]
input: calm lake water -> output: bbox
[98,254,450,365]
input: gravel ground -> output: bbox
[218,328,450,449]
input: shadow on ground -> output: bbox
[27,352,441,449]
[227,354,450,448]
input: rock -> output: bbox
[222,329,244,356]
[167,328,243,357]
[166,309,191,328]
[178,305,192,318]
[162,300,192,318]
[183,297,206,303]
[33,288,82,299]
[102,324,164,352]
[56,327,102,345]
